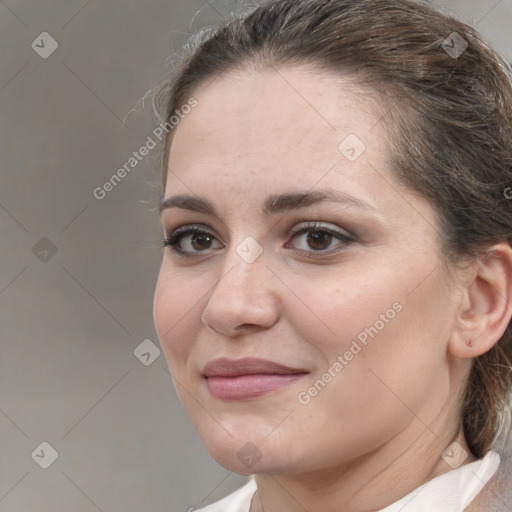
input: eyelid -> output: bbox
[166,223,219,239]
[287,221,354,240]
[164,220,353,241]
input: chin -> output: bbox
[196,423,301,475]
[205,443,293,475]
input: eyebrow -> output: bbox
[158,189,381,217]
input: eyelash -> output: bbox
[162,222,355,258]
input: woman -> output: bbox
[152,0,512,510]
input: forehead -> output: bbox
[176,67,381,145]
[167,65,389,183]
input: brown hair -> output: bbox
[152,0,512,458]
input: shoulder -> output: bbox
[196,477,257,512]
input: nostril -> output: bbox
[239,323,259,331]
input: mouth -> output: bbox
[202,357,309,401]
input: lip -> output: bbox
[202,357,309,401]
[203,357,309,377]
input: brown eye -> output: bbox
[163,226,223,255]
[190,232,215,251]
[287,223,355,256]
[305,231,333,251]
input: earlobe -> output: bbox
[448,242,512,359]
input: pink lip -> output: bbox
[202,357,309,401]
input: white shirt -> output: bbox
[197,450,500,512]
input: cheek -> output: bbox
[286,262,448,389]
[284,269,398,356]
[287,270,450,435]
[153,266,203,370]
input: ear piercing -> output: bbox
[465,339,473,348]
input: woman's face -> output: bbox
[154,66,467,475]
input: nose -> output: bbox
[201,245,281,337]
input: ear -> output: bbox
[448,242,512,359]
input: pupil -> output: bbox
[307,231,332,250]
[192,233,212,250]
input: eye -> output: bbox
[163,222,355,258]
[286,222,355,255]
[163,225,223,256]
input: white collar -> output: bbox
[198,450,500,512]
[380,450,500,511]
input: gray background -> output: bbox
[1,1,511,511]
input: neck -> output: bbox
[249,426,476,512]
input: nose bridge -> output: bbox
[212,239,270,305]
[217,232,269,288]
[201,238,279,334]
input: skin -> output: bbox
[153,65,512,511]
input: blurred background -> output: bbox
[1,1,511,510]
